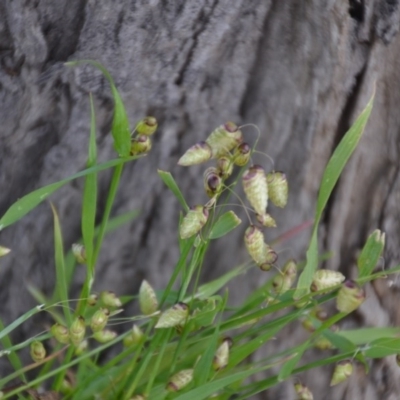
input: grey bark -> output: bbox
[1,0,400,398]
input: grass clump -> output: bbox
[0,65,398,400]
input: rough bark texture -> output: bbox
[1,1,400,398]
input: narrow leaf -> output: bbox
[158,169,189,212]
[295,91,374,298]
[209,211,242,239]
[357,229,385,278]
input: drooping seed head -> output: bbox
[256,213,277,228]
[213,338,232,371]
[135,116,158,136]
[266,171,288,208]
[51,323,70,344]
[242,165,268,215]
[217,156,234,179]
[203,167,223,198]
[72,243,86,264]
[311,269,345,292]
[90,308,110,333]
[179,205,209,239]
[100,291,122,308]
[130,135,152,155]
[336,280,365,313]
[123,324,144,347]
[139,280,159,315]
[155,302,189,329]
[93,329,117,343]
[330,360,353,386]
[206,122,243,158]
[244,225,266,265]
[74,339,88,356]
[167,369,194,392]
[178,141,212,166]
[0,246,11,257]
[294,382,314,400]
[88,293,98,306]
[233,142,251,166]
[69,316,86,345]
[30,341,46,362]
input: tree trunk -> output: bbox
[1,1,400,398]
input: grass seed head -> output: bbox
[242,165,268,215]
[179,206,209,239]
[100,291,122,308]
[266,171,288,208]
[206,122,243,158]
[72,243,86,264]
[294,382,314,400]
[0,246,11,257]
[90,308,110,333]
[135,116,158,136]
[130,135,152,155]
[30,341,46,362]
[213,338,232,371]
[233,142,251,166]
[69,316,86,345]
[178,141,212,166]
[330,360,353,386]
[167,369,194,392]
[336,280,365,313]
[204,167,223,198]
[139,280,159,315]
[124,324,144,347]
[244,225,266,265]
[217,156,234,179]
[93,329,117,343]
[311,269,345,292]
[155,302,189,329]
[51,323,70,344]
[256,213,277,228]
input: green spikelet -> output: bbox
[180,206,209,239]
[256,213,277,228]
[266,171,288,208]
[72,243,86,264]
[30,341,46,363]
[206,122,243,158]
[233,142,251,166]
[203,167,223,198]
[51,323,70,344]
[294,382,314,400]
[330,360,353,386]
[336,280,365,313]
[93,329,117,343]
[90,308,110,333]
[69,316,86,345]
[178,141,212,166]
[213,338,232,371]
[242,165,268,215]
[139,280,159,315]
[167,369,194,392]
[0,246,11,257]
[311,269,345,292]
[135,116,158,136]
[155,302,189,329]
[244,225,266,265]
[217,156,234,179]
[130,135,152,155]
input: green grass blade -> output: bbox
[158,170,189,212]
[364,337,400,358]
[338,327,400,344]
[209,211,242,239]
[66,60,131,157]
[50,204,71,325]
[295,91,374,298]
[81,93,98,270]
[0,156,138,230]
[357,229,385,278]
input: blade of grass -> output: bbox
[50,204,71,325]
[158,170,189,212]
[295,90,374,298]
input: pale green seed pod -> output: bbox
[256,213,277,228]
[123,324,144,347]
[217,156,234,179]
[180,206,209,239]
[242,165,268,215]
[130,395,146,400]
[206,122,243,158]
[90,308,110,333]
[314,336,334,350]
[203,167,223,198]
[100,291,122,308]
[93,329,117,343]
[51,323,70,344]
[74,339,88,356]
[139,280,159,315]
[294,382,314,400]
[167,369,194,392]
[258,244,278,271]
[336,280,365,313]
[0,246,11,257]
[130,135,152,155]
[30,341,46,363]
[60,379,73,394]
[88,293,98,306]
[266,171,288,208]
[135,116,158,136]
[178,141,212,166]
[311,269,345,292]
[155,302,189,329]
[272,261,297,295]
[69,316,86,345]
[72,243,86,264]
[244,225,266,265]
[233,142,251,166]
[330,360,353,386]
[213,338,232,371]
